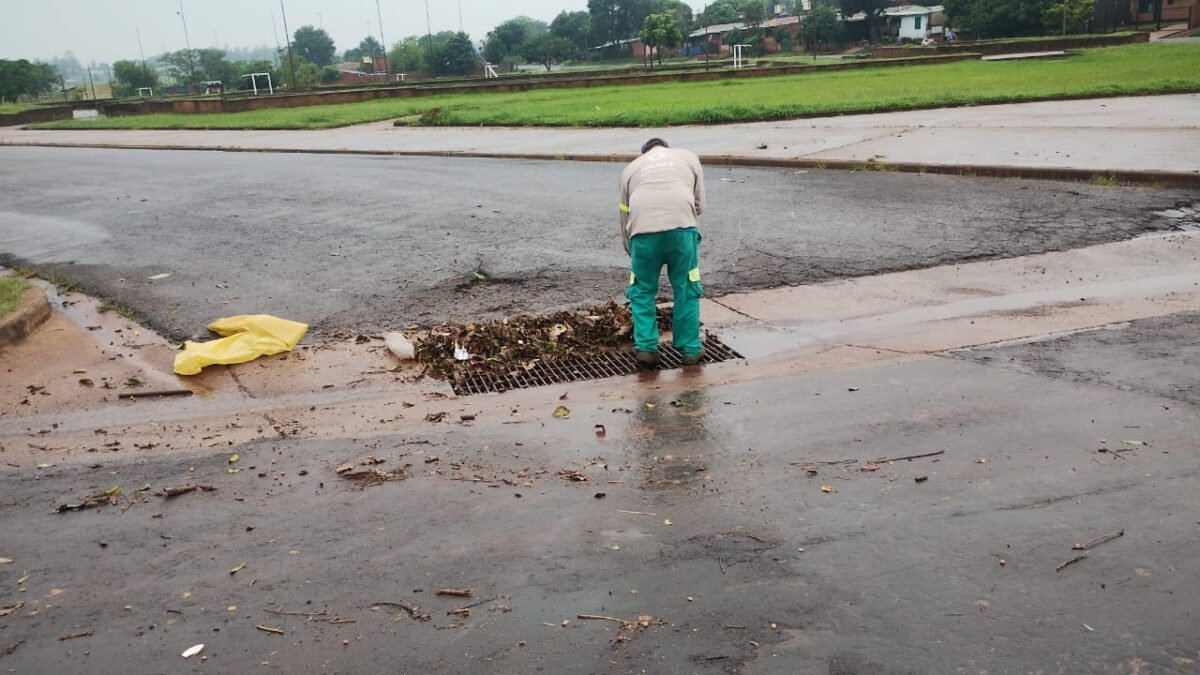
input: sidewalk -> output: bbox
[2,94,1197,182]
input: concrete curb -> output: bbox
[0,285,52,349]
[7,141,1199,188]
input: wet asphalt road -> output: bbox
[0,146,1194,340]
[1,313,1198,673]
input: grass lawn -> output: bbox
[0,102,48,114]
[33,42,1200,130]
[0,277,30,318]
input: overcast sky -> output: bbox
[2,0,706,64]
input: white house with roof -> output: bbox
[883,5,945,41]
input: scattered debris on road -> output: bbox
[435,588,473,598]
[256,625,285,635]
[160,484,217,499]
[55,486,125,513]
[415,301,664,379]
[0,601,25,618]
[181,644,204,658]
[370,601,432,622]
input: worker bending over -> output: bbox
[618,138,706,367]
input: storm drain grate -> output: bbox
[451,335,743,396]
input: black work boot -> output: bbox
[635,351,660,368]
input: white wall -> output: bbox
[898,15,930,40]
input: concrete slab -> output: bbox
[2,94,1197,177]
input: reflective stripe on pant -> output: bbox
[626,228,703,357]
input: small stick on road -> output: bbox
[447,596,496,615]
[1073,529,1125,551]
[1056,554,1089,572]
[615,510,658,516]
[119,389,193,400]
[255,625,285,635]
[788,459,857,467]
[578,614,629,626]
[58,631,92,641]
[266,606,328,618]
[874,450,946,463]
[436,588,472,598]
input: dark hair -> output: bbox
[641,138,668,154]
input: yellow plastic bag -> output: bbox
[174,315,308,376]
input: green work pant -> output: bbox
[627,228,703,357]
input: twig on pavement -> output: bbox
[1056,554,1089,572]
[874,450,946,463]
[1073,529,1124,550]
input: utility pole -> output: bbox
[105,63,114,97]
[280,0,299,89]
[136,26,149,80]
[703,3,710,72]
[317,12,324,29]
[376,0,390,81]
[87,65,97,100]
[177,0,197,92]
[1062,2,1068,34]
[457,0,465,33]
[425,0,435,64]
[270,10,284,68]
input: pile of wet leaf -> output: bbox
[416,301,669,379]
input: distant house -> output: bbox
[883,5,946,41]
[1129,0,1199,23]
[687,16,801,55]
[590,37,677,59]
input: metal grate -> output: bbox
[451,335,743,396]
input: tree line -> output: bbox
[4,0,1118,103]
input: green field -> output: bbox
[0,102,47,114]
[0,277,30,317]
[33,43,1200,130]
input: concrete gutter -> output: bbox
[10,142,1195,188]
[0,285,52,349]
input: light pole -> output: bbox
[457,0,464,33]
[176,0,197,92]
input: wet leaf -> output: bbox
[147,273,171,281]
[228,454,240,464]
[0,558,10,565]
[860,463,879,472]
[552,406,571,419]
[229,561,247,575]
[594,424,606,437]
[820,485,836,494]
